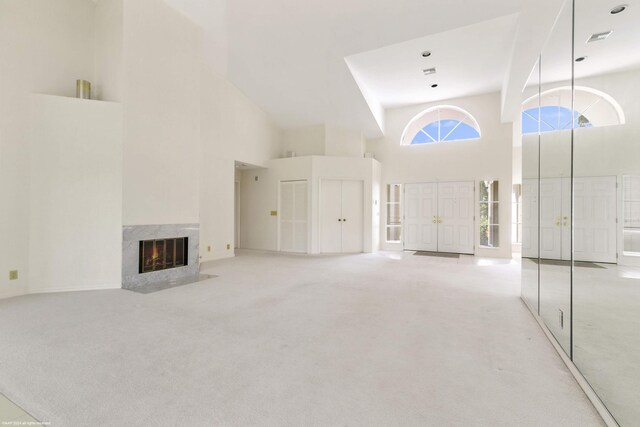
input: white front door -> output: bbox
[522,178,539,258]
[574,176,617,263]
[279,180,308,253]
[403,181,474,254]
[437,181,475,254]
[403,183,438,251]
[539,178,563,260]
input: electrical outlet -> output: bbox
[9,270,18,280]
[207,245,211,252]
[226,244,231,250]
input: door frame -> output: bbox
[234,180,241,249]
[319,178,366,254]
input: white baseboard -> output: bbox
[521,297,619,427]
[28,284,121,294]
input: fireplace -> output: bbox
[123,224,199,290]
[139,237,188,274]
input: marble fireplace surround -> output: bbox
[122,224,199,290]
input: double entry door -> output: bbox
[404,181,474,254]
[320,180,364,253]
[522,176,616,263]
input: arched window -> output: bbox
[401,106,481,145]
[522,86,625,134]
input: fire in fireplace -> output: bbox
[139,237,188,273]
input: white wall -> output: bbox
[324,126,365,157]
[29,95,122,293]
[121,0,202,226]
[94,0,123,102]
[0,0,97,299]
[367,92,513,257]
[281,126,326,157]
[199,71,282,262]
[281,125,365,158]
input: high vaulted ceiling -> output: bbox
[164,0,564,138]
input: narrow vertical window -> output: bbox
[480,180,500,248]
[386,184,402,243]
[512,184,522,244]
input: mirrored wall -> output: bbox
[521,0,640,425]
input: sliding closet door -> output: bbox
[437,181,474,254]
[279,180,308,253]
[320,180,343,253]
[341,180,364,253]
[403,183,438,251]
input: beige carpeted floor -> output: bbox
[0,251,604,426]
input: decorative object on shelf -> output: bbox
[76,79,91,99]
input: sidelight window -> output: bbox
[480,180,499,248]
[386,184,402,242]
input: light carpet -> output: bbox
[0,251,604,426]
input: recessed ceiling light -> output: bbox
[575,56,587,62]
[423,67,436,75]
[421,51,432,58]
[431,84,438,88]
[587,30,613,43]
[610,4,627,14]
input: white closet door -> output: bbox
[574,176,617,263]
[437,181,474,254]
[341,180,364,253]
[522,179,539,258]
[539,178,563,260]
[320,180,343,253]
[403,183,438,251]
[279,180,308,253]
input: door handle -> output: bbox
[343,218,347,222]
[338,219,342,222]
[563,216,568,226]
[433,216,437,224]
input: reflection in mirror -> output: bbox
[521,58,540,311]
[573,0,640,425]
[538,1,574,355]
